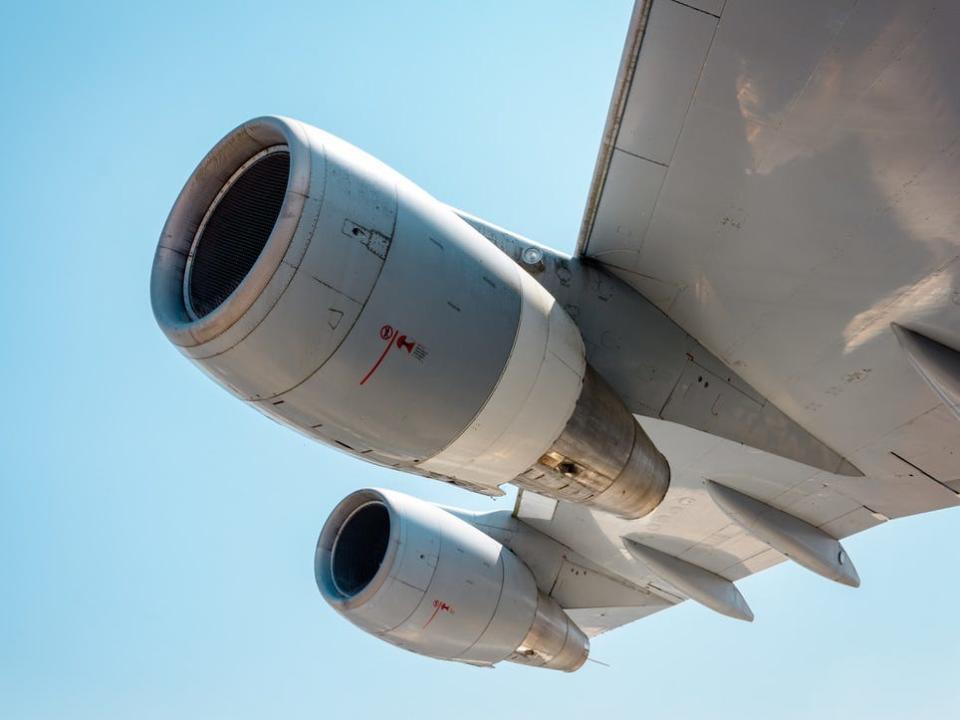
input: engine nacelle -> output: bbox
[315,488,588,671]
[151,115,669,518]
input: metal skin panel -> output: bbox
[682,0,724,15]
[588,149,666,272]
[616,0,717,165]
[315,489,588,671]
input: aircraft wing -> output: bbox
[513,0,960,632]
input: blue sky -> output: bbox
[1,1,958,718]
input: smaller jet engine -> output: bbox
[315,488,589,671]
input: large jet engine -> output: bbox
[150,115,669,518]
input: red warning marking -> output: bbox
[360,324,428,385]
[422,599,454,629]
[360,325,397,385]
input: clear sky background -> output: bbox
[1,2,959,718]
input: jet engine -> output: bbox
[151,115,669,518]
[315,488,588,671]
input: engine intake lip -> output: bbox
[151,116,313,348]
[316,489,400,611]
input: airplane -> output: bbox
[149,0,960,672]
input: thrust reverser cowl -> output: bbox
[151,115,669,518]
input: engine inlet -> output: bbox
[330,501,391,598]
[184,147,290,319]
[151,116,313,351]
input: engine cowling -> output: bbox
[315,488,588,671]
[151,115,669,518]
